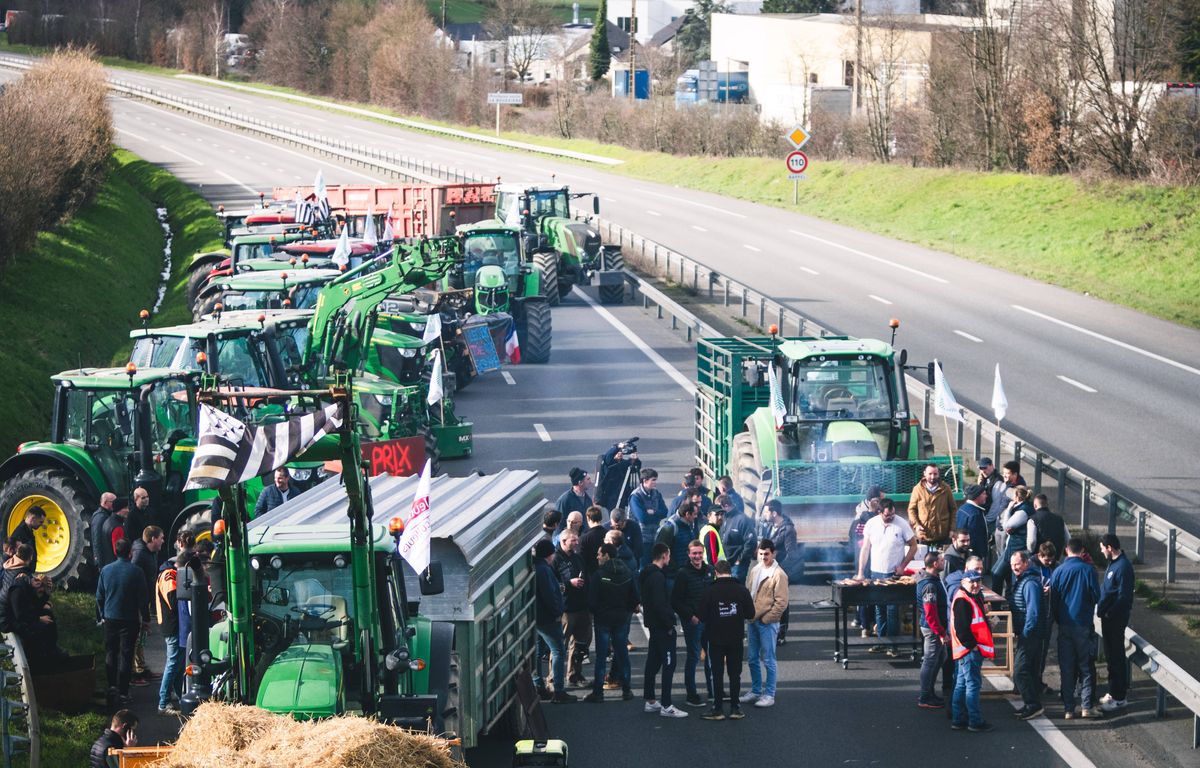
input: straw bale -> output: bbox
[151,702,463,768]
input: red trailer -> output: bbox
[272,183,495,238]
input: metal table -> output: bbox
[829,580,922,669]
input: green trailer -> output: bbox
[695,335,962,571]
[243,467,545,748]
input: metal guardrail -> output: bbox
[0,634,38,768]
[5,51,1197,744]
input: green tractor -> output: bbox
[193,268,342,320]
[446,225,552,364]
[0,367,268,584]
[694,334,961,576]
[491,183,625,307]
[185,225,317,309]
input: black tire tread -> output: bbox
[0,466,92,587]
[534,252,559,307]
[598,248,624,305]
[519,302,552,364]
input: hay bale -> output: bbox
[150,702,462,768]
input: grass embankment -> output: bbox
[5,34,1199,327]
[0,150,222,453]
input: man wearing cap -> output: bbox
[907,464,955,547]
[555,468,593,522]
[949,569,994,732]
[955,485,989,563]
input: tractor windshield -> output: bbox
[256,556,357,648]
[792,357,893,421]
[216,336,268,387]
[85,389,140,489]
[131,335,187,369]
[146,379,194,447]
[526,189,569,218]
[234,242,275,263]
[274,325,310,387]
[463,232,521,284]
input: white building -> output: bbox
[607,0,762,45]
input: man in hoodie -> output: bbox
[697,559,754,721]
[155,532,188,715]
[641,543,687,719]
[129,526,164,687]
[672,540,714,708]
[1050,537,1102,719]
[1097,533,1134,713]
[584,544,637,703]
[532,539,574,703]
[629,469,669,565]
[955,484,990,561]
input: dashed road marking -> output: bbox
[744,244,761,252]
[954,330,983,343]
[868,294,893,305]
[789,229,949,284]
[534,423,552,442]
[1057,375,1097,393]
[502,371,515,385]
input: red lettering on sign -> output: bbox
[363,437,426,477]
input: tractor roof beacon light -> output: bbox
[196,351,208,371]
[125,362,137,387]
[139,309,151,335]
[889,317,900,346]
[388,515,405,540]
[212,518,226,538]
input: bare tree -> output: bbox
[854,12,911,162]
[484,0,558,86]
[951,1,1021,170]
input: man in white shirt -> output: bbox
[856,499,917,656]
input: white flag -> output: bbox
[992,364,1008,422]
[397,460,433,574]
[427,348,444,406]
[331,226,351,268]
[421,312,442,345]
[933,359,965,423]
[767,362,786,429]
[313,169,331,221]
[382,203,395,242]
[362,204,378,247]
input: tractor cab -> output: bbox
[194,269,341,319]
[495,184,572,231]
[459,229,522,314]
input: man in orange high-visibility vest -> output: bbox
[949,571,995,732]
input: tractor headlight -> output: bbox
[287,467,313,483]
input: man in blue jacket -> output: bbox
[254,468,298,517]
[1049,537,1102,719]
[96,538,150,707]
[533,539,574,703]
[1011,551,1048,719]
[1097,533,1134,712]
[629,469,669,565]
[955,484,989,563]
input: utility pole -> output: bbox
[441,0,447,31]
[628,0,637,100]
[853,0,862,115]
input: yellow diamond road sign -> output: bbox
[787,126,810,149]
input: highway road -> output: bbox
[2,60,1195,766]
[42,60,1196,539]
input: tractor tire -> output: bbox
[730,431,763,519]
[170,503,214,548]
[193,294,221,321]
[534,252,560,307]
[0,466,92,587]
[185,266,212,310]
[598,248,625,305]
[517,302,552,364]
[448,348,475,393]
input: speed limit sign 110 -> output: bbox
[786,150,808,178]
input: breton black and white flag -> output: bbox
[184,402,344,490]
[294,192,316,226]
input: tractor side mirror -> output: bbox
[592,196,600,215]
[419,561,445,596]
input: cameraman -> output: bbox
[596,439,641,512]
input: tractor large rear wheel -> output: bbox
[170,503,214,548]
[185,266,212,310]
[533,252,560,307]
[517,302,551,364]
[598,248,625,305]
[0,467,91,587]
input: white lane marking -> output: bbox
[744,244,761,252]
[800,266,819,276]
[644,189,747,219]
[124,99,386,184]
[216,170,260,197]
[1012,304,1200,378]
[692,225,708,232]
[501,371,515,385]
[159,145,203,165]
[868,294,892,305]
[954,330,983,343]
[646,210,662,217]
[534,423,552,442]
[572,287,696,396]
[987,676,1099,768]
[1057,375,1097,393]
[118,128,150,142]
[789,229,949,284]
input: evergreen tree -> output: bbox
[674,0,731,67]
[590,0,612,80]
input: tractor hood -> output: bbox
[256,642,342,719]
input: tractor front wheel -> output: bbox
[534,252,560,307]
[516,302,551,364]
[0,467,91,587]
[599,248,625,305]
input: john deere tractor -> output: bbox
[0,367,267,584]
[448,225,552,364]
[491,183,624,307]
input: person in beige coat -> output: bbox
[908,464,956,546]
[740,539,789,708]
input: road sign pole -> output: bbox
[495,103,501,136]
[793,178,798,205]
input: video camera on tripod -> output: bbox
[595,437,641,512]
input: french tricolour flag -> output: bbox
[505,322,521,365]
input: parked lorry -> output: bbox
[489,183,625,307]
[185,382,541,751]
[694,333,962,574]
[0,367,273,584]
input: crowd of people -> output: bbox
[540,464,789,720]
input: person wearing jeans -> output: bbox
[1049,538,1102,718]
[532,540,575,703]
[916,552,949,708]
[949,570,994,732]
[584,544,637,702]
[741,538,789,708]
[857,499,917,656]
[671,542,714,706]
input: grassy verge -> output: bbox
[6,35,1200,327]
[0,149,222,453]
